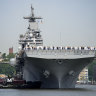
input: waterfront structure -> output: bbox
[0,52,2,58]
[78,67,89,83]
[0,74,7,85]
[13,5,96,88]
[0,52,3,62]
[0,74,7,78]
[0,59,3,62]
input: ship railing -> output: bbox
[24,46,96,56]
[24,46,96,50]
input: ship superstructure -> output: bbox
[16,5,96,88]
[19,5,43,49]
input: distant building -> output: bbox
[9,47,13,54]
[0,52,2,58]
[78,67,89,83]
[0,52,3,62]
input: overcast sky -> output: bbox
[0,0,96,54]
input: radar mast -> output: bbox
[23,5,42,22]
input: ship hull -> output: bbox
[23,57,94,88]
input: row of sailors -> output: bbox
[23,46,96,50]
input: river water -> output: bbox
[0,85,96,96]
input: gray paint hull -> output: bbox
[23,57,94,88]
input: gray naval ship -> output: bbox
[13,6,96,88]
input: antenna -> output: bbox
[60,31,61,46]
[31,4,34,17]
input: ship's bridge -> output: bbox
[19,5,43,49]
